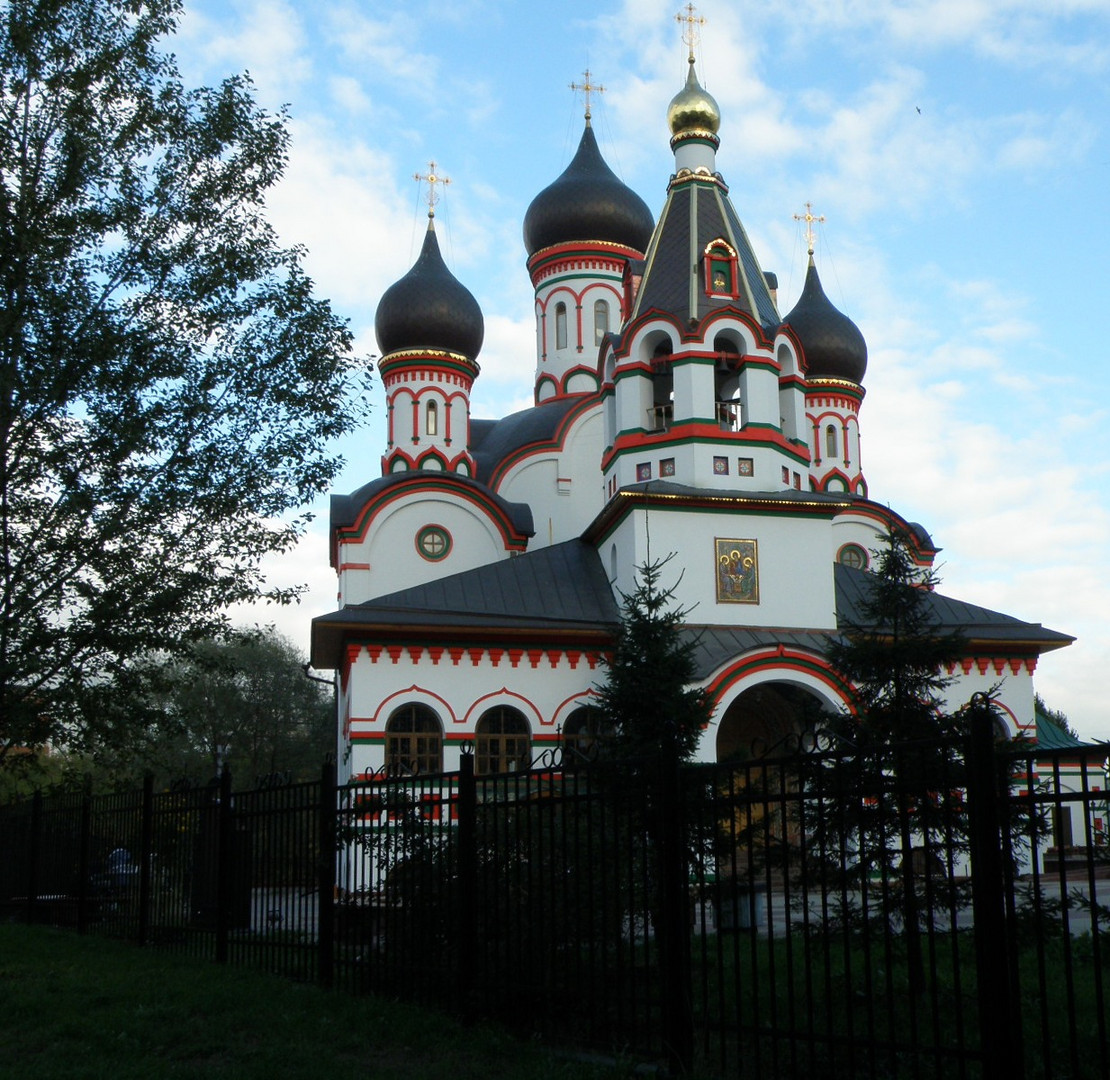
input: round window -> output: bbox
[416,525,451,562]
[838,543,868,570]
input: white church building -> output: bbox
[310,48,1073,785]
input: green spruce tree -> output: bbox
[593,554,713,763]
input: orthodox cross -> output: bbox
[414,161,450,217]
[794,201,825,255]
[570,69,605,121]
[676,3,706,62]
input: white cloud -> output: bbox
[178,0,312,106]
[329,75,371,115]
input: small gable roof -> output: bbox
[311,539,619,667]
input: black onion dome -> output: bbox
[523,121,654,257]
[374,219,484,359]
[783,257,867,384]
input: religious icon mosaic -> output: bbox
[716,538,759,604]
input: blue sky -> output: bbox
[173,0,1110,740]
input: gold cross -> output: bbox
[793,201,826,255]
[570,68,605,121]
[414,160,450,217]
[676,3,706,62]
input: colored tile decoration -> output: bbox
[660,458,676,477]
[713,456,729,475]
[637,462,652,481]
[738,457,753,476]
[716,538,759,604]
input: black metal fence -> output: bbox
[3,713,1108,1080]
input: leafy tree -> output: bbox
[593,554,713,763]
[0,0,369,762]
[103,629,333,787]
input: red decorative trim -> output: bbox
[703,646,854,707]
[468,648,483,666]
[488,647,504,666]
[527,649,544,669]
[386,645,403,665]
[365,645,383,663]
[407,645,424,664]
[448,647,465,666]
[334,474,530,559]
[427,646,444,665]
[485,394,599,489]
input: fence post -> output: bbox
[456,750,477,1018]
[25,790,42,924]
[317,759,337,989]
[138,774,154,947]
[76,781,93,934]
[215,768,233,964]
[966,699,1022,1080]
[656,750,694,1077]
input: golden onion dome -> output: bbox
[667,59,720,137]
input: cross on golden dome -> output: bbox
[676,3,706,62]
[414,160,450,217]
[570,69,605,121]
[794,201,826,255]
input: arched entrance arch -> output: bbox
[716,681,835,762]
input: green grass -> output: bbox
[0,924,628,1080]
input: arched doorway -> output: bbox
[716,682,828,762]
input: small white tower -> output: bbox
[780,208,869,497]
[523,74,654,404]
[374,165,484,477]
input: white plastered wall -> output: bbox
[337,493,517,605]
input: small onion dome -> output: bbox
[523,121,655,257]
[375,217,484,359]
[782,256,867,384]
[667,59,721,139]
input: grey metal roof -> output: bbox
[311,539,620,665]
[615,479,852,507]
[472,397,589,484]
[680,626,835,681]
[330,471,534,538]
[835,563,1074,651]
[630,179,780,333]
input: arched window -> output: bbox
[426,400,438,436]
[594,299,609,345]
[825,424,838,458]
[714,334,742,430]
[651,339,674,431]
[704,239,739,297]
[475,706,531,775]
[555,302,568,350]
[562,706,614,771]
[385,704,443,776]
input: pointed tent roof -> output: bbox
[628,179,780,332]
